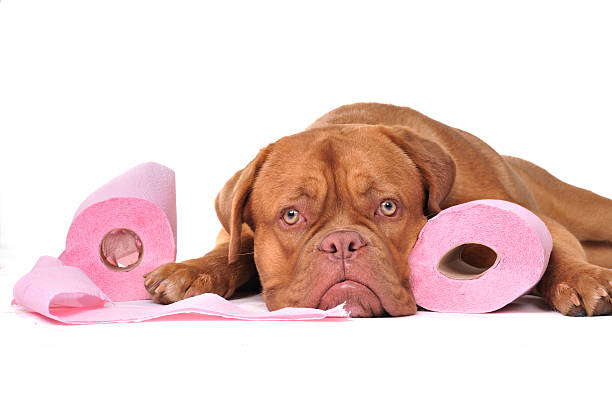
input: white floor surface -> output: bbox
[2,247,610,408]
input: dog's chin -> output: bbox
[317,280,385,317]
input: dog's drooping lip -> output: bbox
[317,279,385,317]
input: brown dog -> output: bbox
[144,103,612,317]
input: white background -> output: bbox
[1,1,611,407]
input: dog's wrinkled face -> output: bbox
[216,124,455,317]
[245,125,447,317]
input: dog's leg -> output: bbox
[581,241,612,268]
[500,156,612,315]
[536,215,612,316]
[505,155,612,266]
[144,227,258,304]
[504,156,612,240]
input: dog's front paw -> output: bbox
[542,265,612,316]
[143,261,229,304]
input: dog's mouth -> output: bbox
[317,279,385,317]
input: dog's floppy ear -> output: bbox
[215,146,271,263]
[382,126,456,217]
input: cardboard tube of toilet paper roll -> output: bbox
[408,199,552,313]
[58,162,177,301]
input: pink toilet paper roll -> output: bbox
[58,162,177,301]
[408,199,552,313]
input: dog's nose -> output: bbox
[319,231,366,259]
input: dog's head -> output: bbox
[215,125,455,317]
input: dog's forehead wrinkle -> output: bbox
[279,179,320,201]
[254,126,421,219]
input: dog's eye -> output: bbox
[379,200,397,216]
[283,209,300,225]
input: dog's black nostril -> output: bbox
[320,230,365,257]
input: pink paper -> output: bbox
[408,199,552,313]
[13,257,348,324]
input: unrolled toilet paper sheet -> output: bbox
[13,257,348,324]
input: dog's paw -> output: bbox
[143,261,229,304]
[545,266,612,316]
